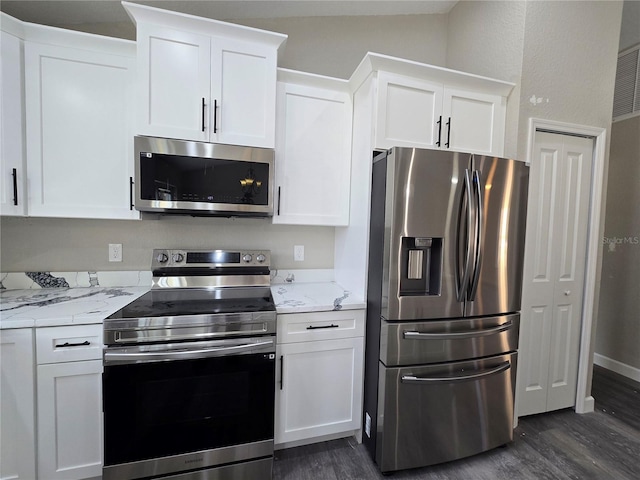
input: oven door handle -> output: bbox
[104,340,274,364]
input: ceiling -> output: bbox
[0,1,459,26]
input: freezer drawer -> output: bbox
[374,352,517,473]
[380,313,519,366]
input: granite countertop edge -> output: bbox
[0,282,365,329]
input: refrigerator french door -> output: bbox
[364,147,529,473]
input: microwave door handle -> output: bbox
[104,340,273,364]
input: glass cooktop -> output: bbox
[106,287,275,320]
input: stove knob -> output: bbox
[156,253,169,263]
[242,254,253,263]
[173,253,184,263]
[256,254,266,263]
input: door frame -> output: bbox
[525,118,607,414]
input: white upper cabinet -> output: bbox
[274,70,352,226]
[136,24,211,142]
[375,71,443,150]
[354,53,513,156]
[442,87,506,155]
[124,1,286,148]
[1,23,26,216]
[24,37,138,219]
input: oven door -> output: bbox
[102,337,275,480]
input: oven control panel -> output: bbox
[151,249,270,269]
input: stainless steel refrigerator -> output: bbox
[363,147,529,473]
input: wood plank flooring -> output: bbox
[273,367,640,479]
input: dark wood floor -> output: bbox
[274,367,640,479]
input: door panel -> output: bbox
[516,132,593,416]
[382,148,469,321]
[465,155,530,317]
[443,88,505,156]
[375,72,442,150]
[138,24,210,141]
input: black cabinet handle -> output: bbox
[213,99,218,133]
[436,116,442,147]
[129,177,134,210]
[277,187,281,215]
[201,98,206,132]
[445,117,451,148]
[12,168,18,206]
[55,340,91,348]
[306,324,339,330]
[279,355,284,390]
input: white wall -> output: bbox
[596,116,640,374]
[0,215,335,272]
[234,14,449,79]
[446,0,526,159]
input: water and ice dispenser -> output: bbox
[399,237,442,296]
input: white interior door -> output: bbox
[517,131,593,417]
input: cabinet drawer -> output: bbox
[36,324,103,364]
[277,310,364,344]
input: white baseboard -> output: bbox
[593,353,640,383]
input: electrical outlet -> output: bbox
[109,243,122,262]
[294,245,304,262]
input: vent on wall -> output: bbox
[613,45,640,120]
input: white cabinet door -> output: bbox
[375,71,443,150]
[37,360,103,480]
[137,25,277,148]
[273,81,352,226]
[0,329,36,480]
[1,30,26,216]
[24,43,138,219]
[442,87,506,156]
[136,23,211,142]
[375,72,506,156]
[275,337,363,445]
[211,37,276,148]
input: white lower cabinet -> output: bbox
[0,329,36,480]
[275,310,364,446]
[36,325,103,480]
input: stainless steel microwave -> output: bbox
[134,136,274,217]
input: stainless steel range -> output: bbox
[102,249,276,480]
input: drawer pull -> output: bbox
[306,324,339,330]
[403,320,512,340]
[55,340,91,348]
[402,361,511,385]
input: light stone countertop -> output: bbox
[0,287,150,329]
[0,281,365,329]
[270,282,365,314]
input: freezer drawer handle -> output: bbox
[401,361,510,384]
[306,324,339,330]
[403,320,512,340]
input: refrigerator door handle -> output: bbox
[469,169,484,301]
[401,361,510,385]
[456,169,473,302]
[403,320,513,340]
